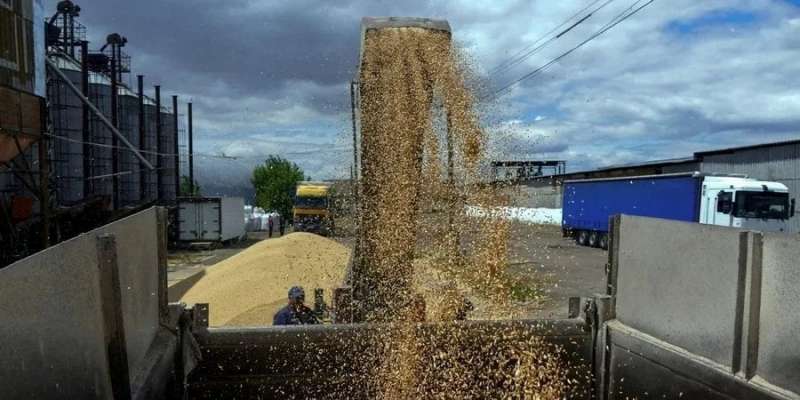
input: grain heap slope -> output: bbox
[181,233,350,326]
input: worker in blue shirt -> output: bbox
[273,286,320,325]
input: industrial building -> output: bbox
[0,0,194,266]
[519,139,800,233]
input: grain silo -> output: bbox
[87,70,114,208]
[117,84,140,207]
[47,53,85,206]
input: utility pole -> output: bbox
[349,81,360,218]
[172,95,179,197]
[110,45,119,209]
[38,107,50,248]
[188,102,194,196]
[137,75,146,200]
[155,85,162,201]
[81,41,89,199]
[446,111,460,259]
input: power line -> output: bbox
[489,0,614,77]
[487,0,657,100]
[489,0,603,74]
[41,132,350,161]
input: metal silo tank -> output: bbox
[87,71,114,208]
[159,106,176,202]
[118,85,141,207]
[47,53,84,206]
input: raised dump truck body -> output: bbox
[293,181,333,235]
[563,172,795,248]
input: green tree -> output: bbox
[180,175,201,196]
[251,155,305,219]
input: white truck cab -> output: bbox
[700,176,796,233]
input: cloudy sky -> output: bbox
[47,0,800,193]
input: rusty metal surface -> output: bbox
[361,17,451,33]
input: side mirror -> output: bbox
[717,191,733,214]
[791,198,796,218]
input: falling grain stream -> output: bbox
[350,23,574,399]
[186,21,582,400]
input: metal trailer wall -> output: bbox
[562,174,701,233]
[188,317,594,399]
[219,196,245,241]
[48,54,84,205]
[0,207,172,399]
[118,87,141,207]
[698,143,800,233]
[601,215,800,399]
[87,72,114,207]
[159,108,176,202]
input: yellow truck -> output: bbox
[293,181,334,236]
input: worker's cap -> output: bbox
[288,286,305,300]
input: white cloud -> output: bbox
[73,0,800,184]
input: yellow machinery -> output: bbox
[293,181,334,235]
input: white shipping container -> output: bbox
[177,197,246,242]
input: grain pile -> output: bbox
[180,233,349,326]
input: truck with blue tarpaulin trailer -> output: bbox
[562,172,795,249]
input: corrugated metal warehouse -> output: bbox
[520,139,800,233]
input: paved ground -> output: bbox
[505,222,608,318]
[168,231,275,288]
[168,221,608,320]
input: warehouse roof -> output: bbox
[585,156,696,174]
[532,137,800,181]
[694,138,800,157]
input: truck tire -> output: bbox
[588,231,599,248]
[576,230,589,246]
[599,233,609,250]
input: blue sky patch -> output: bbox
[665,9,761,36]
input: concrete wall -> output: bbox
[515,183,562,208]
[0,207,164,399]
[606,215,800,399]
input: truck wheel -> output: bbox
[588,231,599,248]
[576,230,589,246]
[599,233,609,250]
